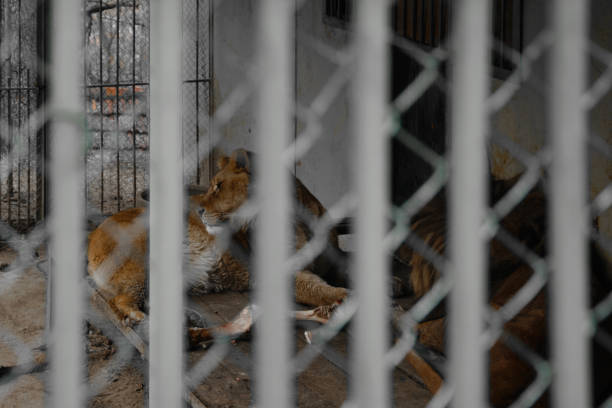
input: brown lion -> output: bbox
[87,149,351,346]
[402,177,612,407]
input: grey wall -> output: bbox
[490,0,612,238]
[212,0,612,237]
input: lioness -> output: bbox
[87,149,349,339]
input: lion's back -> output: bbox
[87,207,148,293]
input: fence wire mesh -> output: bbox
[0,0,610,407]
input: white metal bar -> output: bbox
[48,0,84,406]
[351,1,389,407]
[254,1,293,407]
[549,1,591,407]
[149,0,184,406]
[448,0,491,407]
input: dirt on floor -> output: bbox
[0,246,146,408]
[0,243,432,408]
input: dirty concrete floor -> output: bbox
[0,244,431,407]
[0,247,146,408]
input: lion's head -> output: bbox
[192,149,254,231]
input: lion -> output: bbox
[401,177,612,407]
[87,149,351,346]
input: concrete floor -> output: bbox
[0,245,431,407]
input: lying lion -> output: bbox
[87,149,353,346]
[403,177,612,407]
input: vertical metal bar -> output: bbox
[511,0,524,67]
[48,0,84,405]
[440,0,447,42]
[115,1,120,212]
[549,1,590,407]
[8,77,13,224]
[518,0,524,54]
[433,0,441,46]
[36,0,47,222]
[83,3,88,217]
[131,0,136,206]
[293,0,298,176]
[351,1,389,407]
[149,0,183,406]
[26,70,30,225]
[1,87,4,223]
[2,87,5,222]
[195,0,200,184]
[208,0,214,184]
[440,0,446,41]
[415,0,422,42]
[17,0,22,228]
[1,0,4,223]
[406,0,414,40]
[500,0,505,68]
[396,0,405,38]
[448,0,490,407]
[491,0,500,68]
[425,0,432,45]
[254,0,293,407]
[99,0,104,213]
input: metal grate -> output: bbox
[182,0,212,187]
[325,0,523,76]
[83,0,212,217]
[392,0,450,48]
[392,0,524,73]
[323,0,351,28]
[83,0,151,215]
[0,0,44,233]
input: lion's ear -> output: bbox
[232,149,252,173]
[217,156,230,170]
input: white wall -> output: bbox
[211,0,258,155]
[294,3,352,208]
[212,0,352,208]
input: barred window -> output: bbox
[323,0,352,28]
[324,0,524,76]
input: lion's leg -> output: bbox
[416,318,446,353]
[188,327,215,348]
[111,293,145,324]
[188,305,254,349]
[488,268,547,407]
[295,270,348,307]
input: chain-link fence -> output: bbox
[0,0,611,407]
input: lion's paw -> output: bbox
[123,310,145,326]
